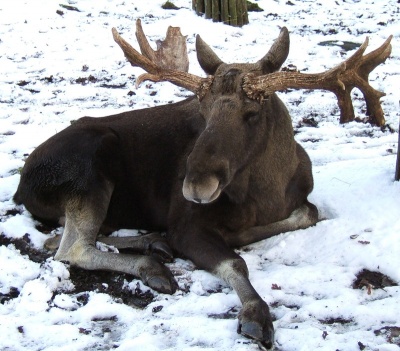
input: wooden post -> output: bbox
[236,0,242,26]
[205,0,212,19]
[240,0,248,25]
[229,0,238,26]
[212,0,220,22]
[221,0,229,24]
[236,0,248,27]
[196,0,204,15]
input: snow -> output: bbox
[0,0,399,350]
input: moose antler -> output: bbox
[134,19,189,72]
[243,35,393,126]
[112,19,213,99]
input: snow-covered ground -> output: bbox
[0,1,399,350]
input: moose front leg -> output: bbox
[169,227,274,350]
[54,183,177,294]
[215,258,274,350]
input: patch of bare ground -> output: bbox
[0,233,155,308]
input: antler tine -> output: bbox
[135,19,157,63]
[358,35,392,75]
[244,35,393,126]
[112,23,213,99]
[112,27,158,74]
[344,36,369,68]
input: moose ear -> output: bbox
[196,35,224,75]
[257,27,290,74]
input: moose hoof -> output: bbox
[149,241,174,263]
[238,321,274,350]
[147,275,177,294]
[237,301,275,350]
[143,233,174,263]
[139,259,178,294]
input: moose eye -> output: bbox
[243,111,260,125]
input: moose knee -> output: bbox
[214,258,249,283]
[54,240,95,268]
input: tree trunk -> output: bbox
[221,0,229,24]
[193,0,249,27]
[395,110,400,181]
[204,0,212,19]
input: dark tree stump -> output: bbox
[192,0,249,27]
[395,110,400,181]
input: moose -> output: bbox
[13,20,391,349]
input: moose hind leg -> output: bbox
[227,201,319,247]
[55,182,177,294]
[99,233,173,263]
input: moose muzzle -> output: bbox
[182,174,221,204]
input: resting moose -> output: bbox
[13,21,391,349]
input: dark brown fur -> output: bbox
[14,28,318,349]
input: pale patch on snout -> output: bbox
[182,175,221,204]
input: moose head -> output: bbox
[182,28,290,205]
[113,20,391,206]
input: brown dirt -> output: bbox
[0,233,154,308]
[353,269,397,290]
